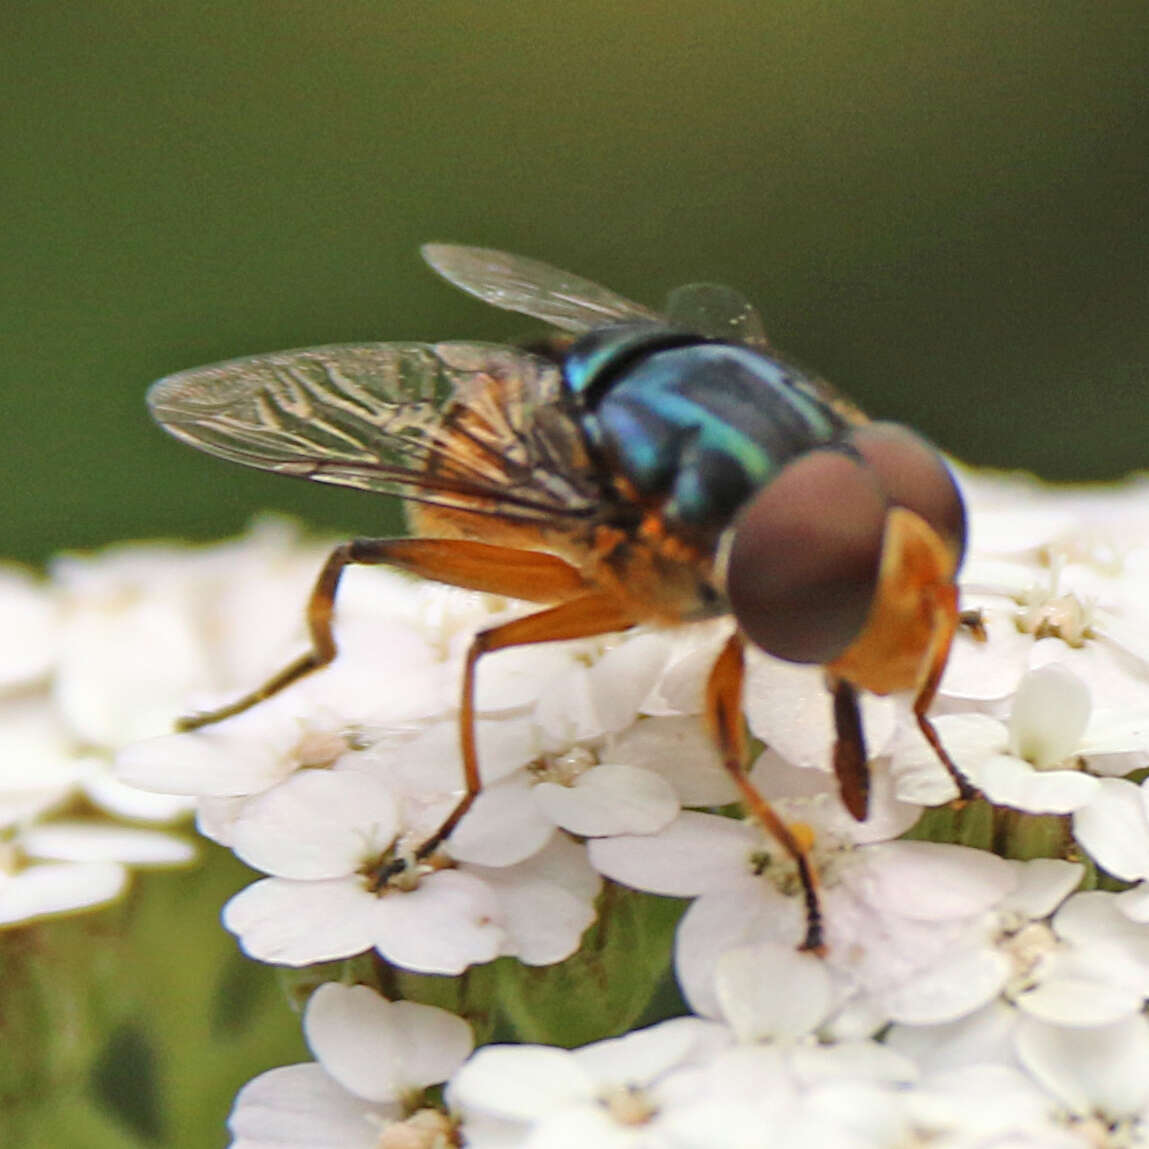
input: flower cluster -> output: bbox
[0,531,213,926]
[98,468,1149,1146]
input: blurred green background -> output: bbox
[5,3,1148,567]
[3,3,1147,1145]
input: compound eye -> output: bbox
[726,449,888,664]
[846,422,967,568]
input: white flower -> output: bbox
[881,885,1149,1090]
[862,859,1093,1028]
[1016,1013,1149,1131]
[0,560,198,927]
[449,1017,735,1149]
[0,812,194,929]
[893,1009,1149,1147]
[587,765,949,1026]
[1008,890,1149,1026]
[948,471,1149,712]
[905,1063,1082,1148]
[444,745,681,867]
[229,982,471,1149]
[0,564,58,690]
[664,1040,916,1149]
[220,767,598,973]
[892,665,1115,813]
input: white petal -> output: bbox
[938,607,1030,702]
[525,1103,638,1149]
[907,1064,1061,1142]
[0,861,127,925]
[374,714,537,796]
[675,883,805,1018]
[586,634,671,734]
[302,625,448,727]
[471,836,600,966]
[848,841,1015,921]
[368,869,504,974]
[231,770,398,879]
[506,832,602,904]
[1007,665,1091,769]
[573,1017,730,1087]
[587,811,757,897]
[1016,1014,1149,1116]
[196,795,246,846]
[885,1002,1020,1073]
[890,713,1005,806]
[1072,778,1149,881]
[0,697,85,795]
[998,858,1083,920]
[533,665,602,745]
[20,822,196,866]
[1053,888,1149,951]
[648,629,728,716]
[450,1045,592,1120]
[973,754,1098,815]
[446,774,555,867]
[1015,976,1142,1026]
[1080,706,1149,755]
[783,1081,914,1148]
[715,942,833,1040]
[1115,884,1149,923]
[223,877,378,966]
[116,724,297,798]
[0,566,57,689]
[55,596,210,748]
[743,653,895,772]
[474,642,575,714]
[84,769,196,823]
[791,1039,916,1085]
[228,1062,391,1149]
[0,788,66,828]
[963,505,1073,557]
[533,764,678,837]
[304,984,472,1101]
[608,716,738,806]
[880,945,1010,1025]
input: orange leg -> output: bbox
[706,632,825,954]
[176,536,591,731]
[410,591,640,862]
[914,584,978,804]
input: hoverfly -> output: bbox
[147,245,969,952]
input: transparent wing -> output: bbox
[147,341,601,521]
[422,244,660,334]
[420,244,869,423]
[664,282,770,348]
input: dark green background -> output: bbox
[3,4,1147,1145]
[5,3,1148,566]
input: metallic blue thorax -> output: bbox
[563,325,850,536]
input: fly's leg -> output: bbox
[176,537,591,731]
[706,632,825,954]
[959,607,988,642]
[397,592,639,869]
[914,581,978,804]
[829,677,870,821]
